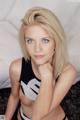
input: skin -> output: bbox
[5,25,77,120]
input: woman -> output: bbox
[5,7,77,120]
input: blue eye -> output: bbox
[42,38,49,43]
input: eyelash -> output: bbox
[26,39,33,44]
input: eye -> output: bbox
[25,39,33,44]
[42,38,49,43]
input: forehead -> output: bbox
[24,24,51,38]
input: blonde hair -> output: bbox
[19,6,69,78]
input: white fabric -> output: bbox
[21,78,41,101]
[0,21,22,88]
[0,0,80,88]
[0,115,5,120]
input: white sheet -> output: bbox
[0,21,22,88]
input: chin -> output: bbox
[33,59,49,66]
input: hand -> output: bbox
[38,62,53,81]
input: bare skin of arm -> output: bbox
[31,62,55,120]
[5,59,22,120]
[41,64,77,120]
[32,63,77,120]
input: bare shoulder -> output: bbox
[58,63,77,84]
[9,58,22,83]
[62,63,77,76]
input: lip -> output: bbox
[34,55,44,59]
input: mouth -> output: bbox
[34,55,44,59]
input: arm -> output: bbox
[41,64,77,120]
[5,59,21,120]
[31,62,55,120]
[50,64,77,110]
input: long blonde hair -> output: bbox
[19,6,69,79]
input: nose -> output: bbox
[35,42,42,52]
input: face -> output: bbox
[24,25,55,66]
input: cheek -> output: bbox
[26,45,33,55]
[45,45,55,55]
[46,48,55,63]
[48,49,55,58]
[27,49,33,56]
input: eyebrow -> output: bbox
[24,36,50,40]
[24,36,32,39]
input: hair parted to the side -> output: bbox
[19,6,69,78]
